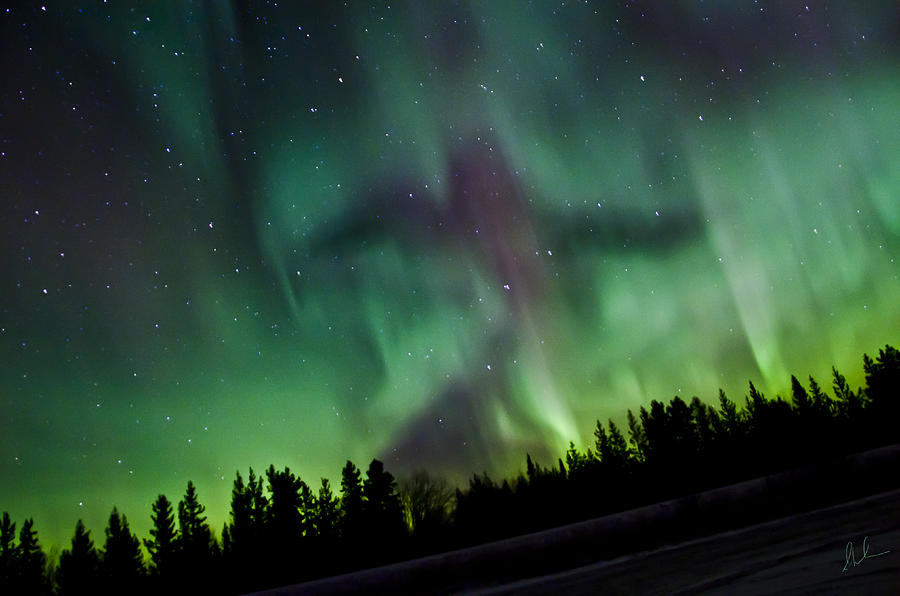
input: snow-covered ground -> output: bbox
[480,487,900,595]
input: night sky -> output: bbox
[2,1,899,549]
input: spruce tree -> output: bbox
[144,494,177,580]
[177,481,218,590]
[790,375,812,416]
[832,366,864,421]
[315,478,340,542]
[223,468,266,583]
[17,518,49,594]
[101,507,144,591]
[178,481,213,555]
[339,460,364,539]
[363,459,405,557]
[56,520,100,595]
[0,512,16,591]
[264,465,305,553]
[606,420,631,469]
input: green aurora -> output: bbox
[1,2,899,549]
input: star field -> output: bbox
[1,1,899,549]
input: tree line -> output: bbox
[1,344,898,594]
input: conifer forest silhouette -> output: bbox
[2,344,898,594]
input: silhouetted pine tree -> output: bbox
[864,345,900,442]
[744,381,793,471]
[715,389,743,438]
[790,375,814,456]
[17,518,49,595]
[712,389,746,479]
[222,469,266,591]
[524,453,538,483]
[790,375,812,417]
[299,479,317,540]
[807,376,833,419]
[264,465,308,584]
[314,478,340,543]
[563,441,598,518]
[591,420,629,508]
[564,441,595,477]
[807,376,836,456]
[864,345,900,402]
[177,481,219,591]
[639,400,672,475]
[667,396,699,460]
[0,512,16,592]
[458,471,528,543]
[363,459,406,562]
[607,421,631,464]
[56,519,100,595]
[0,513,46,594]
[143,494,177,589]
[454,473,503,544]
[519,454,551,529]
[639,396,699,493]
[101,507,144,593]
[832,366,866,446]
[690,398,717,463]
[690,396,721,486]
[339,460,365,567]
[626,409,647,462]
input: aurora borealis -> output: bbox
[2,1,899,550]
